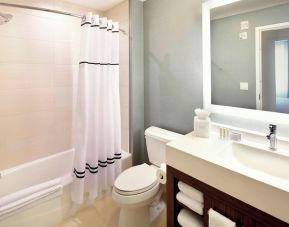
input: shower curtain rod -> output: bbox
[0,2,127,35]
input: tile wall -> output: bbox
[0,0,130,170]
[0,0,98,169]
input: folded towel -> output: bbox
[177,209,203,227]
[176,192,203,215]
[0,178,61,207]
[208,209,236,227]
[178,181,204,204]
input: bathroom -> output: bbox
[0,0,289,226]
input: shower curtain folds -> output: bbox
[72,13,121,204]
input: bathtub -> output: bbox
[0,149,132,226]
[0,149,131,197]
[0,149,75,198]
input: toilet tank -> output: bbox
[145,127,182,167]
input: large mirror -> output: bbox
[204,0,289,118]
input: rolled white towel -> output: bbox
[177,209,203,227]
[156,163,166,184]
[176,192,203,215]
[178,181,204,204]
[208,209,236,227]
[0,178,61,207]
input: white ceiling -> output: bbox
[64,0,126,11]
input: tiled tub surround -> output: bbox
[0,0,130,169]
[166,123,289,224]
[0,0,97,170]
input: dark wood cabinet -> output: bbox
[166,165,289,227]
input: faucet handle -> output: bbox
[269,124,277,132]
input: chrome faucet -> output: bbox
[266,124,277,150]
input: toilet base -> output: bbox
[117,199,165,227]
[114,184,165,227]
[118,205,150,227]
[149,200,165,223]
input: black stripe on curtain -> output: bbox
[81,22,91,26]
[79,62,119,65]
[73,153,122,178]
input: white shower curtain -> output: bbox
[72,13,121,204]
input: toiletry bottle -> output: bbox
[194,109,211,138]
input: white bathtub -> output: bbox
[0,149,131,226]
[0,149,131,205]
[0,149,74,226]
[0,149,75,198]
[0,149,131,198]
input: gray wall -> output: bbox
[211,3,289,109]
[130,0,289,164]
[143,0,203,135]
[129,0,146,165]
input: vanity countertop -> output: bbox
[166,132,289,223]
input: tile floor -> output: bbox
[58,193,166,227]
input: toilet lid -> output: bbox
[114,163,158,195]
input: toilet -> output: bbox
[112,126,181,227]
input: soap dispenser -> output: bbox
[194,108,211,138]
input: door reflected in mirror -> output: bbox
[261,28,289,114]
[211,0,289,114]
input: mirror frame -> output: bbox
[202,0,289,125]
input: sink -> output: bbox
[219,142,289,181]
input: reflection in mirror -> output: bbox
[211,0,289,113]
[261,28,289,113]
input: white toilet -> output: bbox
[112,126,181,227]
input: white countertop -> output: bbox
[166,132,289,223]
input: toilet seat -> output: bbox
[114,163,158,196]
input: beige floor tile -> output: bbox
[152,208,166,227]
[58,193,166,227]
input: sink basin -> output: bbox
[219,142,289,181]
